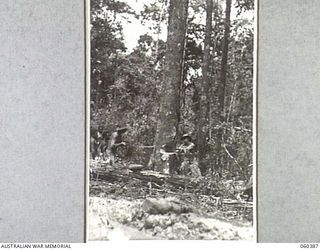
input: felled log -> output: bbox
[90,166,251,200]
[128,164,144,172]
[91,168,217,191]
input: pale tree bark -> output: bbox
[219,0,232,116]
[197,0,213,175]
[151,0,189,172]
[217,0,232,167]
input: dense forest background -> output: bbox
[90,0,254,181]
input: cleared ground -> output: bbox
[89,162,253,241]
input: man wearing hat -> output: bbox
[177,134,201,177]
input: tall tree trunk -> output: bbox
[197,0,213,175]
[152,0,189,172]
[217,0,232,168]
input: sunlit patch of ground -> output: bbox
[88,196,253,241]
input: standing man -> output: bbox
[159,141,179,174]
[177,134,201,177]
[105,127,127,166]
[90,125,105,160]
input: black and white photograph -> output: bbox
[89,0,255,240]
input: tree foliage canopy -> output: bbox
[90,0,253,180]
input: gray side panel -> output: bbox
[0,0,85,242]
[258,0,320,242]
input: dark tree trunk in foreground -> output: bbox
[217,0,232,167]
[197,0,213,175]
[152,0,189,171]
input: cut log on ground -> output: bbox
[91,168,220,193]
